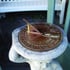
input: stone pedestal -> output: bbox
[9,25,68,70]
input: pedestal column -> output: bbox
[28,60,62,70]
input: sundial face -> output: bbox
[18,22,62,52]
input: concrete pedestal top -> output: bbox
[11,25,68,60]
[9,24,68,70]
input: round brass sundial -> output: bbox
[18,22,62,52]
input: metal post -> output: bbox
[64,0,70,34]
[47,0,55,24]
